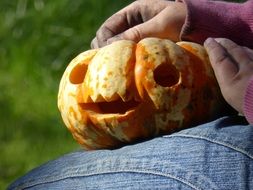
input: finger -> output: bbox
[106,35,124,45]
[111,22,151,42]
[107,23,156,43]
[105,21,155,43]
[204,38,238,84]
[242,46,253,60]
[107,3,185,43]
[96,14,129,47]
[107,11,169,43]
[91,37,99,49]
[215,38,252,68]
[96,2,143,47]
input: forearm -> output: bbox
[178,0,253,48]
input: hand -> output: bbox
[204,38,253,114]
[91,0,186,48]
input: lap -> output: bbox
[8,116,253,190]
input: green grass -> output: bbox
[0,0,245,189]
[0,0,132,188]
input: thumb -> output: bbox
[121,20,161,42]
[106,8,178,44]
[107,20,160,43]
[204,38,238,85]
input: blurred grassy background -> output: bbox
[0,0,132,188]
[0,0,245,189]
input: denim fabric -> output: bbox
[8,116,253,190]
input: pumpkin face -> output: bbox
[58,38,226,150]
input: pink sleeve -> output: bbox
[177,0,253,124]
[244,76,253,125]
[177,0,253,48]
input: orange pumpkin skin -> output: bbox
[58,38,226,150]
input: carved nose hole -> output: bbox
[69,63,88,84]
[154,62,179,87]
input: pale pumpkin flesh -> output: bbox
[58,38,227,150]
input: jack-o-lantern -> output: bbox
[58,38,227,150]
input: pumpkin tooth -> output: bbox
[117,91,132,102]
[93,92,133,103]
[90,94,105,103]
[96,93,119,103]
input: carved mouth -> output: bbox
[69,62,140,115]
[79,99,140,115]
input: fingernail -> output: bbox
[204,37,214,47]
[107,35,123,45]
[213,38,226,43]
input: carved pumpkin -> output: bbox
[58,38,226,150]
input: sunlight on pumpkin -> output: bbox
[58,38,226,150]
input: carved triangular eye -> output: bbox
[69,63,88,84]
[68,50,97,85]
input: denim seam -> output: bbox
[167,134,253,160]
[14,157,217,190]
[16,169,207,190]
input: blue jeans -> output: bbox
[8,116,253,190]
